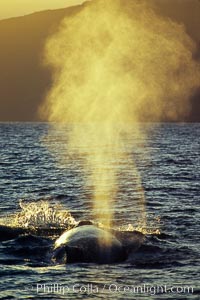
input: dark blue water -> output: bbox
[0,123,199,299]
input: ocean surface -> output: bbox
[0,123,199,299]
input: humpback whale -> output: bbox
[52,224,144,264]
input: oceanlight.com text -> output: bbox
[30,283,194,296]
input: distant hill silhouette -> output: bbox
[0,6,82,121]
[0,1,199,122]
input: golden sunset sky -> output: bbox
[0,0,84,19]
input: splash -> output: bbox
[40,0,200,229]
[2,200,77,229]
[117,214,163,235]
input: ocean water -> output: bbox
[0,123,199,299]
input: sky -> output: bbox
[0,0,85,20]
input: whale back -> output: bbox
[53,225,125,263]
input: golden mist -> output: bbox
[40,0,200,231]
